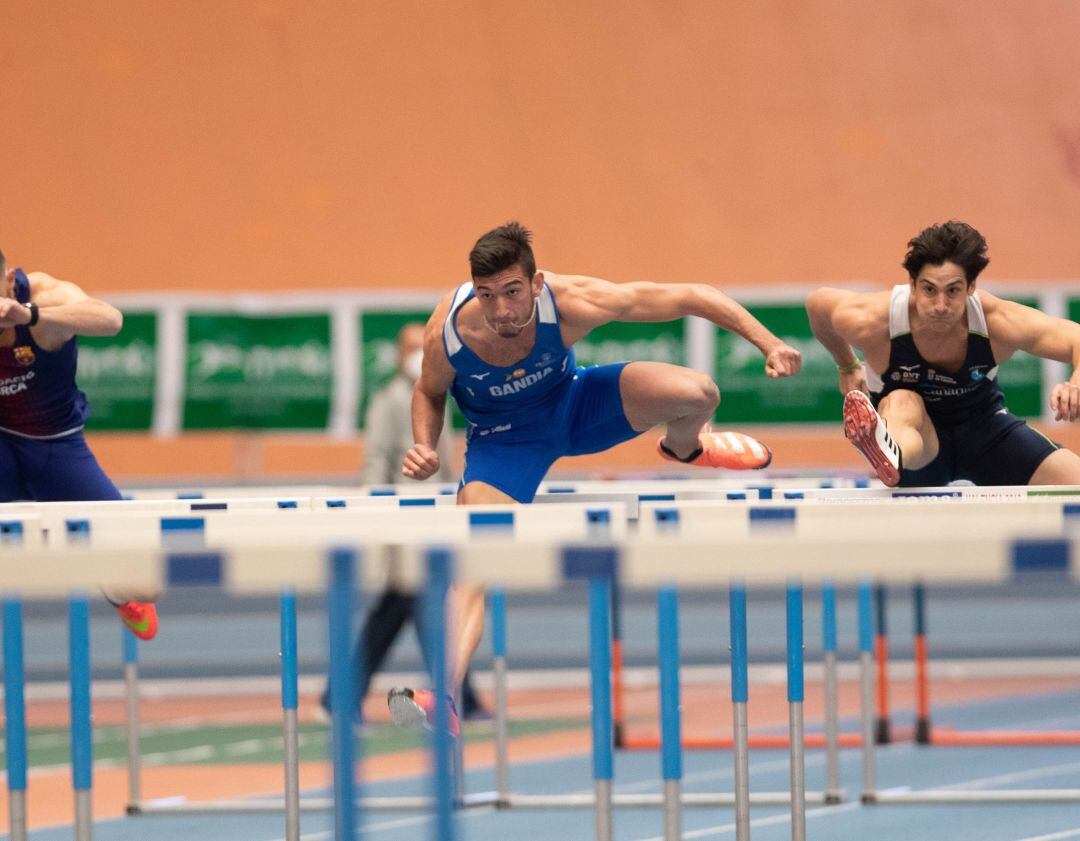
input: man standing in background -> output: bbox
[361,323,454,486]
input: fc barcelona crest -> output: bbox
[13,346,35,367]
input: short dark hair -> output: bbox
[902,221,989,284]
[469,221,536,280]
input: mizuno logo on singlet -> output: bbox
[488,366,554,397]
[470,372,490,381]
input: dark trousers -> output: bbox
[322,588,482,715]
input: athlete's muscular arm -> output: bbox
[403,296,457,480]
[550,273,801,377]
[806,288,889,394]
[0,272,123,348]
[983,292,1080,421]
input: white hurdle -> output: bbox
[4,487,1080,841]
[636,495,1080,539]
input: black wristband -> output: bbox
[26,302,39,327]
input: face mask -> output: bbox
[402,348,424,382]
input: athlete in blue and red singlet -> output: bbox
[806,220,1080,487]
[0,248,158,639]
[387,221,803,733]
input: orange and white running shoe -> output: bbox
[388,687,460,737]
[657,427,772,470]
[114,601,158,641]
[843,390,902,487]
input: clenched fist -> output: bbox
[764,342,802,378]
[402,443,441,480]
[0,298,31,329]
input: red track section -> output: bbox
[930,728,1080,747]
[621,732,865,750]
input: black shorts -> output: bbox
[899,408,1059,487]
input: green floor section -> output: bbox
[0,716,589,769]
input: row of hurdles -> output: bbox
[2,480,1080,841]
[5,480,1080,753]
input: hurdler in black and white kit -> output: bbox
[806,220,1080,487]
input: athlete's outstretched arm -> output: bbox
[806,287,879,394]
[985,294,1080,421]
[553,274,801,377]
[403,300,457,480]
[0,271,123,340]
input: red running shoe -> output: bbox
[387,687,460,737]
[843,390,902,487]
[657,427,772,470]
[114,601,158,641]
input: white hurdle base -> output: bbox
[505,790,835,808]
[131,788,836,815]
[132,791,502,814]
[868,789,1080,804]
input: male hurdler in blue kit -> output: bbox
[0,248,157,639]
[387,221,803,733]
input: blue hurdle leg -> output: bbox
[281,590,300,841]
[729,582,750,841]
[657,586,682,841]
[491,588,511,804]
[69,595,93,841]
[588,577,614,841]
[787,582,806,841]
[425,548,456,841]
[328,548,358,841]
[3,598,28,841]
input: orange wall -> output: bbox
[3,1,1080,294]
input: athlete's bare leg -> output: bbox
[877,389,940,471]
[446,584,485,688]
[618,362,719,459]
[458,481,517,505]
[1029,448,1080,484]
[439,481,515,691]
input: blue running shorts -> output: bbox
[460,362,641,502]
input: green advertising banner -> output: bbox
[183,313,333,430]
[996,297,1041,418]
[358,310,433,429]
[79,313,157,431]
[574,320,685,367]
[714,304,840,424]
